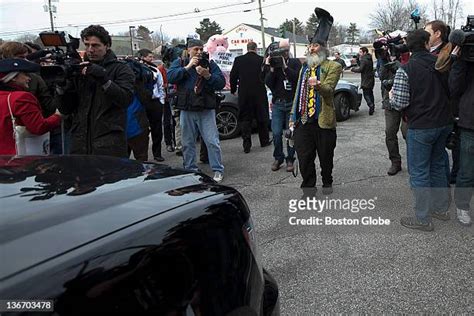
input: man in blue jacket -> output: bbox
[167,39,226,182]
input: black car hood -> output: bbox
[0,155,228,280]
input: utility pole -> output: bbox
[258,0,266,51]
[43,0,57,31]
[292,19,297,57]
[48,0,55,31]
[129,26,135,56]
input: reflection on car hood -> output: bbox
[0,155,230,280]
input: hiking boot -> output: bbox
[322,184,333,195]
[456,208,472,226]
[271,160,282,171]
[286,161,294,172]
[431,211,450,221]
[400,216,434,232]
[387,162,402,176]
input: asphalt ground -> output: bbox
[155,72,473,314]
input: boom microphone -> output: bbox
[449,29,466,47]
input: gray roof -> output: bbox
[244,24,309,44]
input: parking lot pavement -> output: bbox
[158,78,473,314]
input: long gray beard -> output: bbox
[307,51,327,68]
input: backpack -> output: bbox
[123,58,156,93]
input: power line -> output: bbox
[0,1,254,37]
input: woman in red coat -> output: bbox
[0,58,61,155]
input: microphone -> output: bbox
[448,29,465,47]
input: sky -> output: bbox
[1,0,473,40]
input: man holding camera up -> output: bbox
[449,34,474,226]
[390,29,452,231]
[265,39,301,172]
[167,39,226,182]
[56,25,135,158]
[289,8,342,195]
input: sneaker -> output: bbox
[387,162,402,176]
[431,211,450,221]
[286,161,294,172]
[456,208,472,226]
[322,184,333,195]
[271,160,283,171]
[213,172,224,183]
[400,216,434,232]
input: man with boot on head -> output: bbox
[230,41,270,153]
[289,7,342,195]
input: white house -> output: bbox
[222,23,309,58]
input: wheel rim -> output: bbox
[340,94,350,117]
[216,111,238,137]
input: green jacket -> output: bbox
[290,59,342,129]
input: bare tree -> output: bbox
[12,33,39,44]
[150,31,171,48]
[431,0,464,28]
[369,0,428,31]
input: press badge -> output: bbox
[283,80,292,91]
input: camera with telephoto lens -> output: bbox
[446,117,460,150]
[38,31,83,86]
[197,52,210,68]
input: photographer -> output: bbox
[449,48,474,226]
[167,39,226,182]
[351,47,375,115]
[265,40,301,172]
[390,29,452,231]
[137,49,165,162]
[378,50,407,176]
[55,25,135,158]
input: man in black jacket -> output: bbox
[449,53,474,227]
[230,41,270,153]
[351,47,375,115]
[56,25,135,158]
[390,29,452,231]
[265,41,302,172]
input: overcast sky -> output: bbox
[1,0,473,40]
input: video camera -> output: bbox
[460,15,474,62]
[373,33,409,61]
[38,31,83,85]
[265,41,289,68]
[160,43,186,66]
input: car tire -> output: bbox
[216,105,240,140]
[334,92,351,122]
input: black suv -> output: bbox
[0,155,279,315]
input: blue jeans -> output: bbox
[406,126,451,223]
[271,101,295,163]
[180,110,224,173]
[454,129,474,210]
